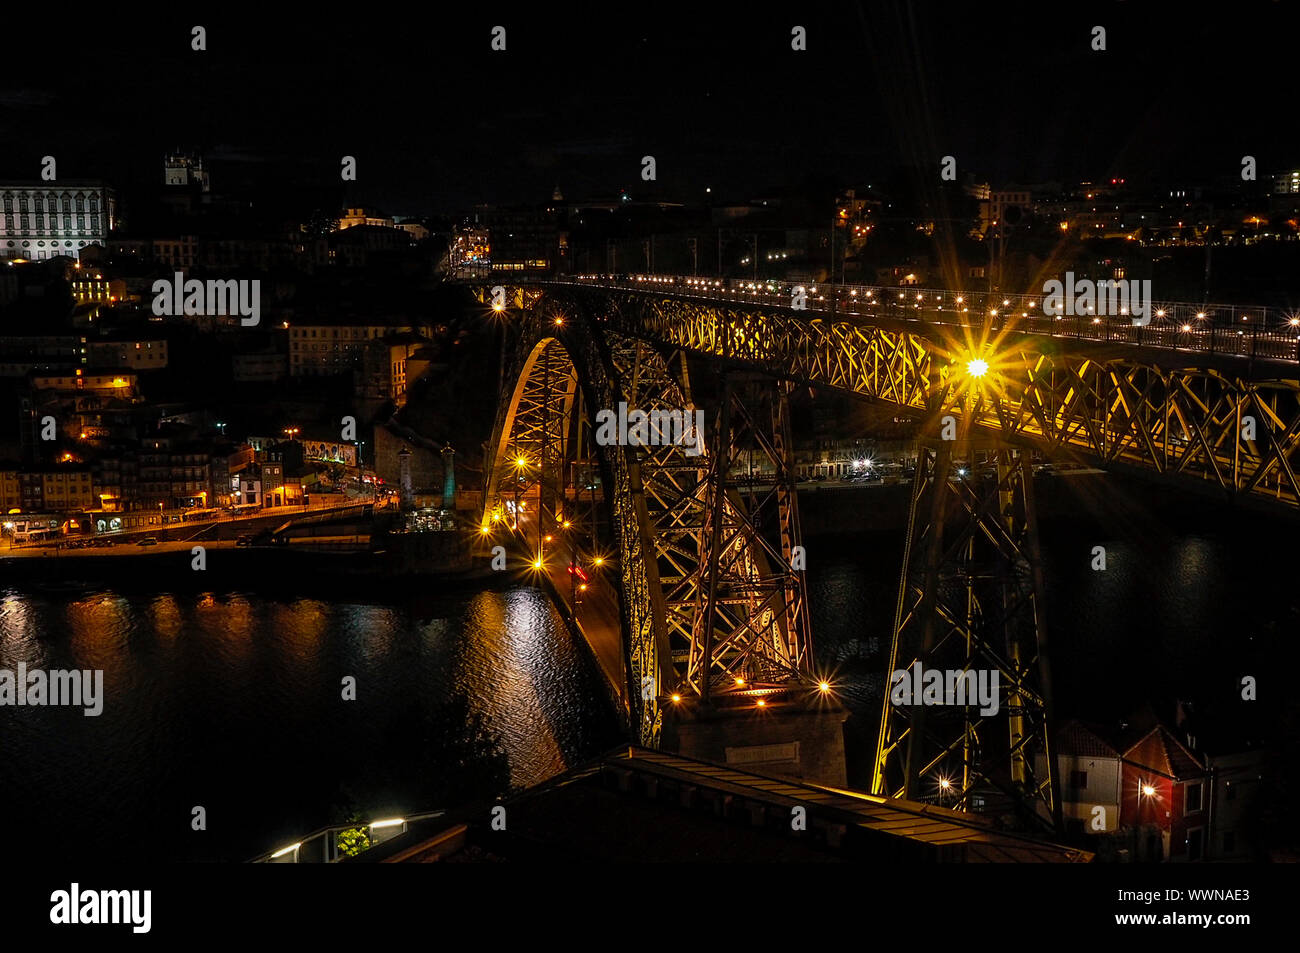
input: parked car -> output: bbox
[236,534,256,547]
[136,537,159,547]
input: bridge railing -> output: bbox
[558,274,1300,363]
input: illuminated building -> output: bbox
[164,153,209,192]
[0,466,96,513]
[69,275,128,305]
[449,224,490,275]
[0,180,117,261]
[84,337,169,371]
[338,207,394,230]
[288,322,414,377]
[30,370,139,398]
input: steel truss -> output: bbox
[474,281,1299,826]
[477,295,814,747]
[870,437,1061,829]
[583,290,1300,510]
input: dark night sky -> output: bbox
[2,2,1298,215]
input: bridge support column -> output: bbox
[872,439,1061,831]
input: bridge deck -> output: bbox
[561,274,1300,367]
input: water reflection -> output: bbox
[0,582,620,861]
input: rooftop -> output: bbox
[353,747,1093,863]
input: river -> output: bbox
[2,476,1296,860]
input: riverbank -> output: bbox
[0,544,500,600]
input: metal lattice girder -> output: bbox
[484,337,578,525]
[689,376,812,695]
[476,293,814,748]
[559,287,1300,511]
[870,440,1062,830]
[481,301,668,745]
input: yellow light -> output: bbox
[514,456,528,468]
[966,358,989,378]
[532,558,543,569]
[735,677,746,687]
[554,316,565,327]
[818,681,830,693]
[592,556,605,567]
[270,842,301,858]
[544,534,553,542]
[1141,784,1155,797]
[479,525,491,535]
[562,520,571,529]
[939,777,952,790]
[671,693,681,703]
[369,818,404,829]
[756,698,766,707]
[578,583,587,591]
[492,302,504,312]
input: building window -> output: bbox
[1185,782,1203,814]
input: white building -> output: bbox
[1035,719,1122,834]
[164,153,209,192]
[0,181,117,261]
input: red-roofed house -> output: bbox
[1120,726,1210,862]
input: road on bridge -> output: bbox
[508,509,628,706]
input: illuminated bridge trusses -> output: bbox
[479,295,812,746]
[572,286,1300,510]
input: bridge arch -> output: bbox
[479,295,813,746]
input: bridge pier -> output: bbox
[661,692,849,787]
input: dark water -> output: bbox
[0,583,622,862]
[805,478,1300,796]
[3,476,1297,860]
